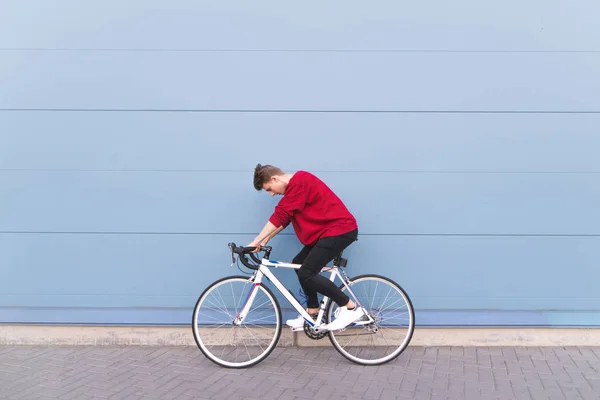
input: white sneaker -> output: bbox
[285,315,305,329]
[326,306,365,331]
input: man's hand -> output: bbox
[246,240,263,253]
[248,220,282,253]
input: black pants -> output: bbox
[293,228,358,309]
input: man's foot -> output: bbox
[286,312,318,330]
[326,306,365,331]
[285,315,305,329]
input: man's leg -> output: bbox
[296,229,366,330]
[296,229,358,309]
[292,245,319,314]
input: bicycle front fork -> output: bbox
[233,281,261,326]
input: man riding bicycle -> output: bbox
[247,164,364,331]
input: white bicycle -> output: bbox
[191,243,415,368]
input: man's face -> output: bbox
[262,176,286,196]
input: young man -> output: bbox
[247,164,364,331]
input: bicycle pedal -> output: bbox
[290,327,304,332]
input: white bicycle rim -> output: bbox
[327,274,415,365]
[192,276,282,368]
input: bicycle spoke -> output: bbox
[369,280,378,311]
[244,315,276,324]
[192,277,281,368]
[378,296,407,315]
[328,275,415,366]
[378,284,394,310]
[234,283,247,314]
[249,297,272,312]
[376,325,392,348]
[230,283,240,316]
[340,330,362,350]
[210,288,235,318]
[200,320,230,329]
[241,325,267,352]
[204,296,234,318]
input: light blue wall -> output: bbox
[1,0,599,327]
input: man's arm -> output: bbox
[250,177,304,250]
[248,220,284,249]
[260,224,284,245]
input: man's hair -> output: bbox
[253,164,284,191]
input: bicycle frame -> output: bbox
[234,257,370,331]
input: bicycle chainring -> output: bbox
[303,314,328,340]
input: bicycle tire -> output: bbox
[326,274,415,366]
[191,275,282,368]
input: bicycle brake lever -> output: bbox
[228,243,236,266]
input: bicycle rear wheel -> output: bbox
[327,274,415,365]
[192,276,282,368]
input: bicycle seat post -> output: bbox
[333,250,348,268]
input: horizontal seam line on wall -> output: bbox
[1,109,600,114]
[1,307,599,312]
[1,169,600,174]
[1,48,600,53]
[3,297,600,300]
[1,232,599,237]
[0,296,193,299]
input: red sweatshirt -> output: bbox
[268,171,358,246]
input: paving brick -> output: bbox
[576,386,600,400]
[510,386,533,399]
[1,345,600,399]
[586,378,600,391]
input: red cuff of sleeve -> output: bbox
[269,214,283,228]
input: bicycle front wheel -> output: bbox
[191,276,282,368]
[327,274,415,365]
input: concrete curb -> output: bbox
[1,325,599,346]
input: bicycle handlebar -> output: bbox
[228,242,270,270]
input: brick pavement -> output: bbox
[0,345,599,400]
